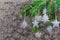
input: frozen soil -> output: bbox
[0,0,60,40]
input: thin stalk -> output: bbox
[53,0,58,20]
[23,6,27,19]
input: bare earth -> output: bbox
[0,0,60,40]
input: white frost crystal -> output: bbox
[32,20,39,27]
[35,32,42,38]
[42,14,49,22]
[59,7,60,9]
[51,19,60,28]
[47,26,53,33]
[21,19,28,29]
[43,7,47,14]
[35,15,42,22]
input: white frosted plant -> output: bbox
[35,32,42,38]
[51,19,60,28]
[32,20,39,27]
[47,26,53,33]
[42,14,49,22]
[21,19,28,29]
[35,15,42,22]
[43,7,47,14]
[42,7,49,22]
